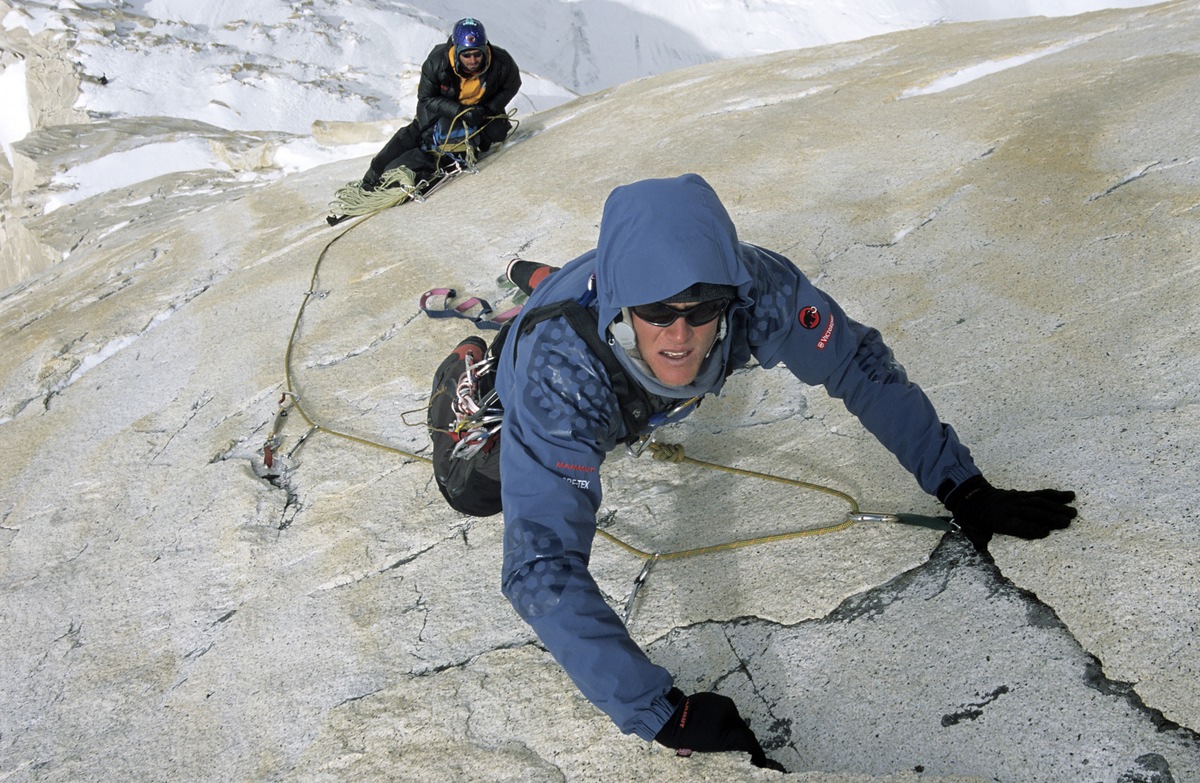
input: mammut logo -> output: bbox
[817,315,836,349]
[799,306,822,329]
[556,461,596,474]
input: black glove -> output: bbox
[654,689,787,772]
[361,167,382,192]
[946,475,1077,552]
[462,106,487,128]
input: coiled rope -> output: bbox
[329,166,428,218]
[327,108,517,219]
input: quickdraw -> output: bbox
[623,554,660,625]
[263,391,316,470]
[263,391,296,469]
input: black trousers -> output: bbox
[371,115,513,180]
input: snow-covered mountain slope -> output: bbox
[4,0,1168,141]
[1,0,1165,278]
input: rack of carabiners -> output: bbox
[448,350,504,458]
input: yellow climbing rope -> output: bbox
[592,441,860,562]
[329,166,427,218]
[278,211,429,462]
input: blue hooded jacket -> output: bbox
[495,174,979,740]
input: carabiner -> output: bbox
[847,512,902,524]
[622,554,659,626]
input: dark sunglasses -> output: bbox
[459,50,484,59]
[630,298,730,328]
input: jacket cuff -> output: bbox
[940,473,991,510]
[630,687,683,742]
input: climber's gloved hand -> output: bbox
[654,689,787,772]
[945,475,1077,552]
[462,106,487,128]
[361,167,382,192]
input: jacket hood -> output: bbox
[595,174,752,332]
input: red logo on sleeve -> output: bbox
[798,306,821,329]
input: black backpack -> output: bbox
[428,299,652,517]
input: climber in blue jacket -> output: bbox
[493,173,1076,770]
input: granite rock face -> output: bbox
[2,3,1199,781]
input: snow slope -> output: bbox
[1,0,1164,193]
